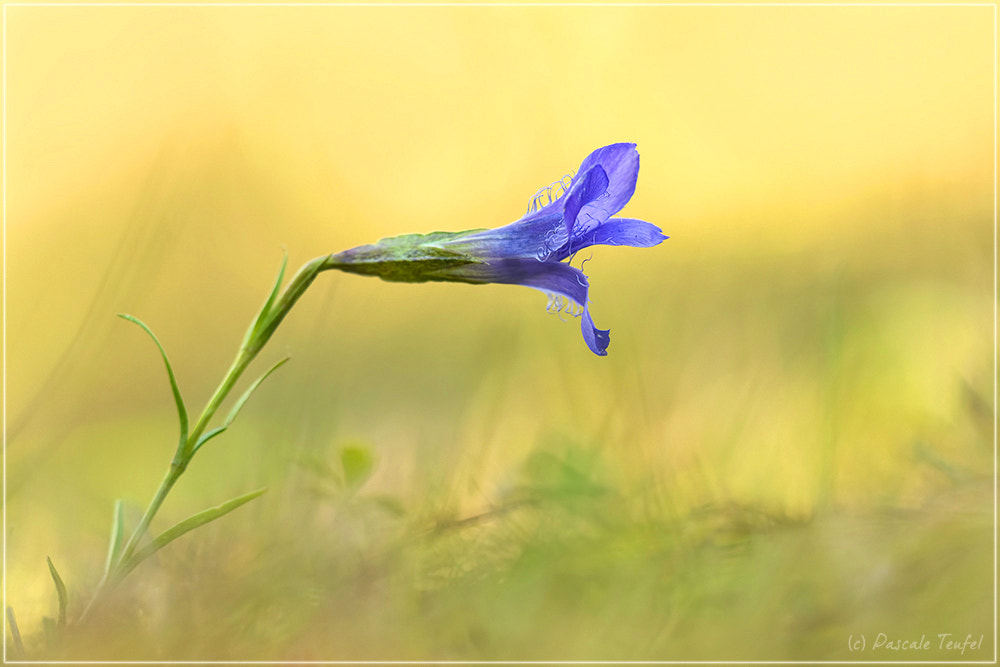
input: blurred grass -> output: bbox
[4,4,995,662]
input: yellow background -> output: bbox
[4,4,995,661]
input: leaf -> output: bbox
[243,252,288,347]
[118,314,189,446]
[118,488,267,578]
[192,357,290,454]
[46,557,67,628]
[192,426,228,454]
[103,500,126,577]
[224,357,290,426]
[340,444,375,490]
[7,606,25,658]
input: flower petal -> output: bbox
[561,164,610,238]
[441,258,586,303]
[581,217,668,249]
[434,258,609,356]
[546,218,666,261]
[574,143,640,230]
[581,309,610,356]
[439,144,641,263]
[443,210,566,261]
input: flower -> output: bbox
[325,143,667,356]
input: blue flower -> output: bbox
[326,143,667,356]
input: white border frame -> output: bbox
[2,3,996,665]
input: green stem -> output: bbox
[180,254,328,457]
[79,463,183,621]
[116,463,184,569]
[253,254,330,352]
[79,254,332,623]
[186,347,258,457]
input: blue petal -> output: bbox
[582,217,668,249]
[442,209,566,261]
[442,258,587,303]
[574,143,640,232]
[561,165,609,238]
[434,258,609,356]
[442,144,641,263]
[581,309,610,356]
[547,218,666,261]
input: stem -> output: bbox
[116,464,184,569]
[79,254,332,623]
[182,254,329,452]
[186,347,257,455]
[79,465,182,621]
[254,254,330,351]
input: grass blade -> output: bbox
[103,500,126,576]
[7,606,24,658]
[46,557,68,628]
[119,488,267,578]
[118,314,189,445]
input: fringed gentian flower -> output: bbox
[324,143,667,356]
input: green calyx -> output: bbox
[323,230,487,283]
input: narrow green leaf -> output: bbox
[103,500,126,577]
[46,557,67,628]
[118,314,189,445]
[119,488,266,578]
[192,357,289,455]
[223,356,290,427]
[244,252,288,347]
[192,425,228,454]
[7,606,25,658]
